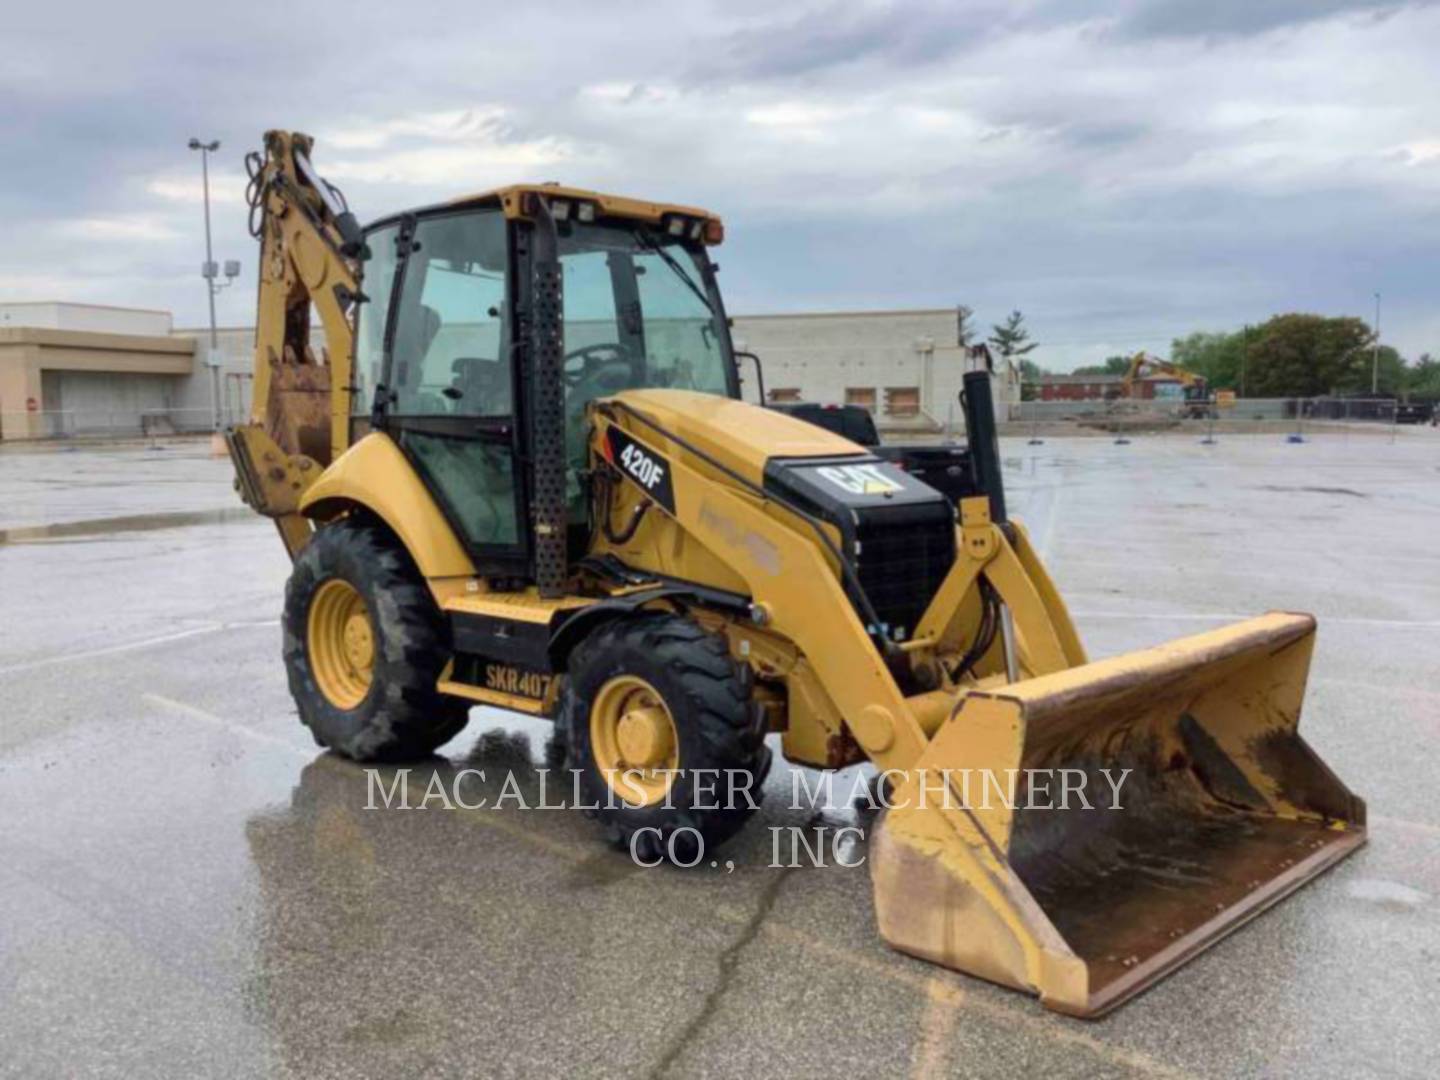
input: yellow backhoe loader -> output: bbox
[228,131,1365,1017]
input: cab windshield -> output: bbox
[559,220,733,402]
[558,219,734,487]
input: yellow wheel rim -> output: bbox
[590,674,679,807]
[308,578,375,710]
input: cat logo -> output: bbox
[816,463,903,496]
[485,664,553,701]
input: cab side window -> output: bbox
[383,208,520,553]
[390,211,509,417]
[352,223,400,416]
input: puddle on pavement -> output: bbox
[0,506,252,545]
[1346,878,1429,910]
[1258,484,1369,498]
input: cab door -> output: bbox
[371,207,527,570]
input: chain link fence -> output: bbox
[2,393,1434,446]
[1005,396,1435,443]
[0,406,219,442]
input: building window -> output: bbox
[845,387,877,411]
[768,387,802,403]
[884,387,920,417]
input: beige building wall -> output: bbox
[0,326,194,439]
[0,302,173,336]
[731,309,1019,432]
[171,325,333,424]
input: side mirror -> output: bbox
[735,350,766,405]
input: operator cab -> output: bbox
[355,187,737,578]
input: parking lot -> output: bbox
[2,431,1438,1078]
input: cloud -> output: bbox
[145,175,247,206]
[1393,139,1440,164]
[686,1,995,82]
[2,0,1439,369]
[324,107,512,151]
[327,142,579,186]
[1118,0,1433,39]
[60,215,180,241]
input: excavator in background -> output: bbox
[227,131,1365,1017]
[1116,351,1217,419]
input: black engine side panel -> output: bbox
[763,455,956,640]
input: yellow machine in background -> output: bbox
[1116,351,1218,419]
[228,131,1365,1016]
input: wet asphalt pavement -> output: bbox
[2,431,1438,1078]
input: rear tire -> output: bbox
[560,614,770,861]
[283,517,468,761]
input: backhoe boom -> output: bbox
[226,130,362,555]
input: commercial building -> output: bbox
[733,308,1020,430]
[0,304,201,440]
[1035,372,1182,402]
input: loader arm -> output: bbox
[226,130,364,557]
[588,392,1080,774]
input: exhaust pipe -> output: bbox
[961,369,1006,525]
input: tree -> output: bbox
[1162,314,1425,398]
[956,305,976,348]
[1018,357,1043,401]
[1070,355,1131,376]
[1170,331,1247,391]
[1246,314,1373,397]
[989,310,1037,359]
[1360,345,1407,396]
[1406,353,1440,397]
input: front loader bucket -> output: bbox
[871,612,1365,1017]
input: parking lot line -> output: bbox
[143,692,311,758]
[0,620,279,677]
[766,924,1197,1080]
[909,976,966,1079]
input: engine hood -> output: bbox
[596,388,956,641]
[603,389,867,485]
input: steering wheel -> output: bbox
[563,342,636,387]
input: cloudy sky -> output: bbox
[3,0,1438,370]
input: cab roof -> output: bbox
[451,183,725,244]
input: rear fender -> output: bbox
[298,432,476,580]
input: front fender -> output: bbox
[298,432,476,579]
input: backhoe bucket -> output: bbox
[871,612,1365,1017]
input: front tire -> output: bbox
[283,517,467,761]
[560,614,770,861]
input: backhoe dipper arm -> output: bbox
[228,131,363,558]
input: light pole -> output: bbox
[1371,291,1381,395]
[188,137,232,430]
[1240,325,1249,398]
